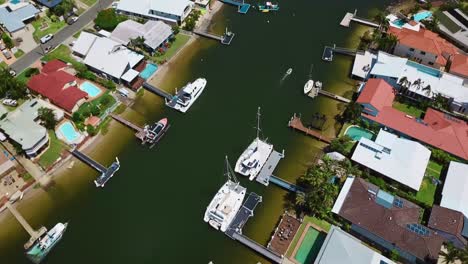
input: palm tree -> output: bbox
[440,243,459,264]
[129,36,146,51]
[422,85,431,96]
[412,78,422,90]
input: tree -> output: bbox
[342,102,363,123]
[51,0,75,17]
[172,25,180,35]
[2,33,14,49]
[431,94,450,111]
[94,9,127,31]
[441,243,460,264]
[86,125,97,136]
[329,136,353,156]
[129,36,146,50]
[0,68,27,99]
[389,249,399,261]
[37,107,57,129]
[422,85,431,96]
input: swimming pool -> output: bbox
[80,81,102,97]
[10,0,21,4]
[294,227,326,264]
[139,63,158,80]
[57,121,81,143]
[344,126,374,141]
[407,61,441,77]
[413,11,432,22]
[391,19,406,27]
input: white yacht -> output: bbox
[234,107,273,181]
[204,156,246,232]
[168,78,207,113]
[304,80,314,94]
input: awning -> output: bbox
[121,69,139,83]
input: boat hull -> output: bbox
[26,223,68,264]
[234,138,273,180]
[171,78,207,113]
[304,80,314,94]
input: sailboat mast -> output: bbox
[225,156,238,183]
[256,107,261,139]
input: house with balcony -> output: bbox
[116,0,193,25]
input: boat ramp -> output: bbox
[70,149,120,185]
[288,114,333,144]
[340,10,380,28]
[225,193,283,264]
[256,150,284,186]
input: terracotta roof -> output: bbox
[389,27,459,65]
[336,178,444,262]
[27,61,88,112]
[449,54,468,78]
[428,205,467,246]
[41,59,67,74]
[356,78,396,111]
[84,116,100,127]
[357,79,468,160]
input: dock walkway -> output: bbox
[232,233,282,263]
[219,0,251,13]
[270,176,304,193]
[71,149,106,173]
[340,10,379,28]
[288,115,333,144]
[318,90,351,103]
[110,114,145,142]
[322,45,363,61]
[142,82,173,101]
[256,150,284,186]
[5,202,47,249]
[193,29,235,45]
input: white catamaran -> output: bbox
[204,156,246,232]
[234,107,273,181]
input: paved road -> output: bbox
[10,0,114,73]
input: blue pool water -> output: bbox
[391,19,406,27]
[413,11,432,22]
[10,0,20,4]
[139,63,158,80]
[407,61,441,77]
[345,126,374,141]
[58,122,80,143]
[80,81,101,97]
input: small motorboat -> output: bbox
[258,2,279,12]
[315,81,323,89]
[286,68,293,75]
[304,80,314,94]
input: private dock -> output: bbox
[225,193,283,264]
[322,44,364,61]
[5,201,47,249]
[219,0,251,14]
[110,114,145,142]
[193,28,235,45]
[318,89,351,103]
[270,176,304,193]
[288,114,333,144]
[142,82,173,101]
[70,149,120,186]
[340,10,380,28]
[256,150,285,186]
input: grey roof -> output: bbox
[110,20,172,50]
[0,4,39,32]
[314,225,395,264]
[117,0,192,23]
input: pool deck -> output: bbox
[267,213,301,256]
[56,121,84,145]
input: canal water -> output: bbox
[0,0,390,263]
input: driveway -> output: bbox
[10,0,114,73]
[11,24,37,53]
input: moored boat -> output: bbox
[167,78,207,113]
[26,222,68,264]
[258,2,279,12]
[143,118,169,146]
[304,80,314,94]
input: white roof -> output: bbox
[314,225,395,264]
[325,152,347,161]
[72,31,97,57]
[83,37,144,80]
[110,20,172,50]
[351,129,431,191]
[352,51,376,79]
[117,0,192,22]
[387,14,421,31]
[370,51,408,78]
[121,69,139,82]
[441,161,468,217]
[332,176,355,214]
[98,29,111,37]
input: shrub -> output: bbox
[94,9,127,31]
[86,125,97,136]
[25,68,40,77]
[2,34,14,49]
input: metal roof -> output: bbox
[0,4,39,32]
[441,161,468,218]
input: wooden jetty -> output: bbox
[110,114,145,142]
[340,9,380,28]
[318,90,351,103]
[193,27,235,45]
[269,176,304,193]
[288,114,333,143]
[220,0,251,13]
[5,201,47,249]
[322,44,364,61]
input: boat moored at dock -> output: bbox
[258,2,279,12]
[166,78,207,113]
[204,156,246,232]
[304,80,314,94]
[143,118,169,146]
[94,157,120,187]
[26,222,68,264]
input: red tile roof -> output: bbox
[357,78,396,111]
[357,81,468,159]
[41,59,67,74]
[449,54,468,78]
[337,178,444,262]
[84,116,100,127]
[27,61,88,112]
[428,205,467,247]
[389,27,459,65]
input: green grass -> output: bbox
[16,68,35,84]
[415,160,443,206]
[392,101,424,118]
[338,122,352,137]
[286,215,331,257]
[73,30,82,39]
[43,44,83,69]
[22,173,33,181]
[38,130,69,169]
[0,0,5,4]
[154,34,191,63]
[32,16,66,42]
[309,216,331,232]
[81,0,97,6]
[14,49,24,58]
[0,61,7,69]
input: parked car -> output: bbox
[40,34,53,44]
[2,99,17,107]
[0,43,5,51]
[67,16,78,25]
[2,50,12,59]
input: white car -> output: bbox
[40,34,53,44]
[2,99,17,107]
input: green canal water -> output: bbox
[0,1,390,263]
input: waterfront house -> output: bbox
[110,20,173,55]
[428,205,468,249]
[27,60,88,113]
[440,161,468,218]
[356,78,468,160]
[388,26,460,68]
[351,129,430,191]
[367,51,468,115]
[449,53,468,79]
[332,176,444,264]
[314,225,395,264]
[116,0,193,25]
[0,99,64,158]
[72,32,145,89]
[435,8,468,51]
[0,3,39,33]
[34,0,63,8]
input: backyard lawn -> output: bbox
[415,160,443,206]
[286,215,331,257]
[81,0,97,6]
[154,34,191,63]
[14,49,24,58]
[38,130,69,169]
[392,101,424,118]
[32,17,66,42]
[43,44,83,69]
